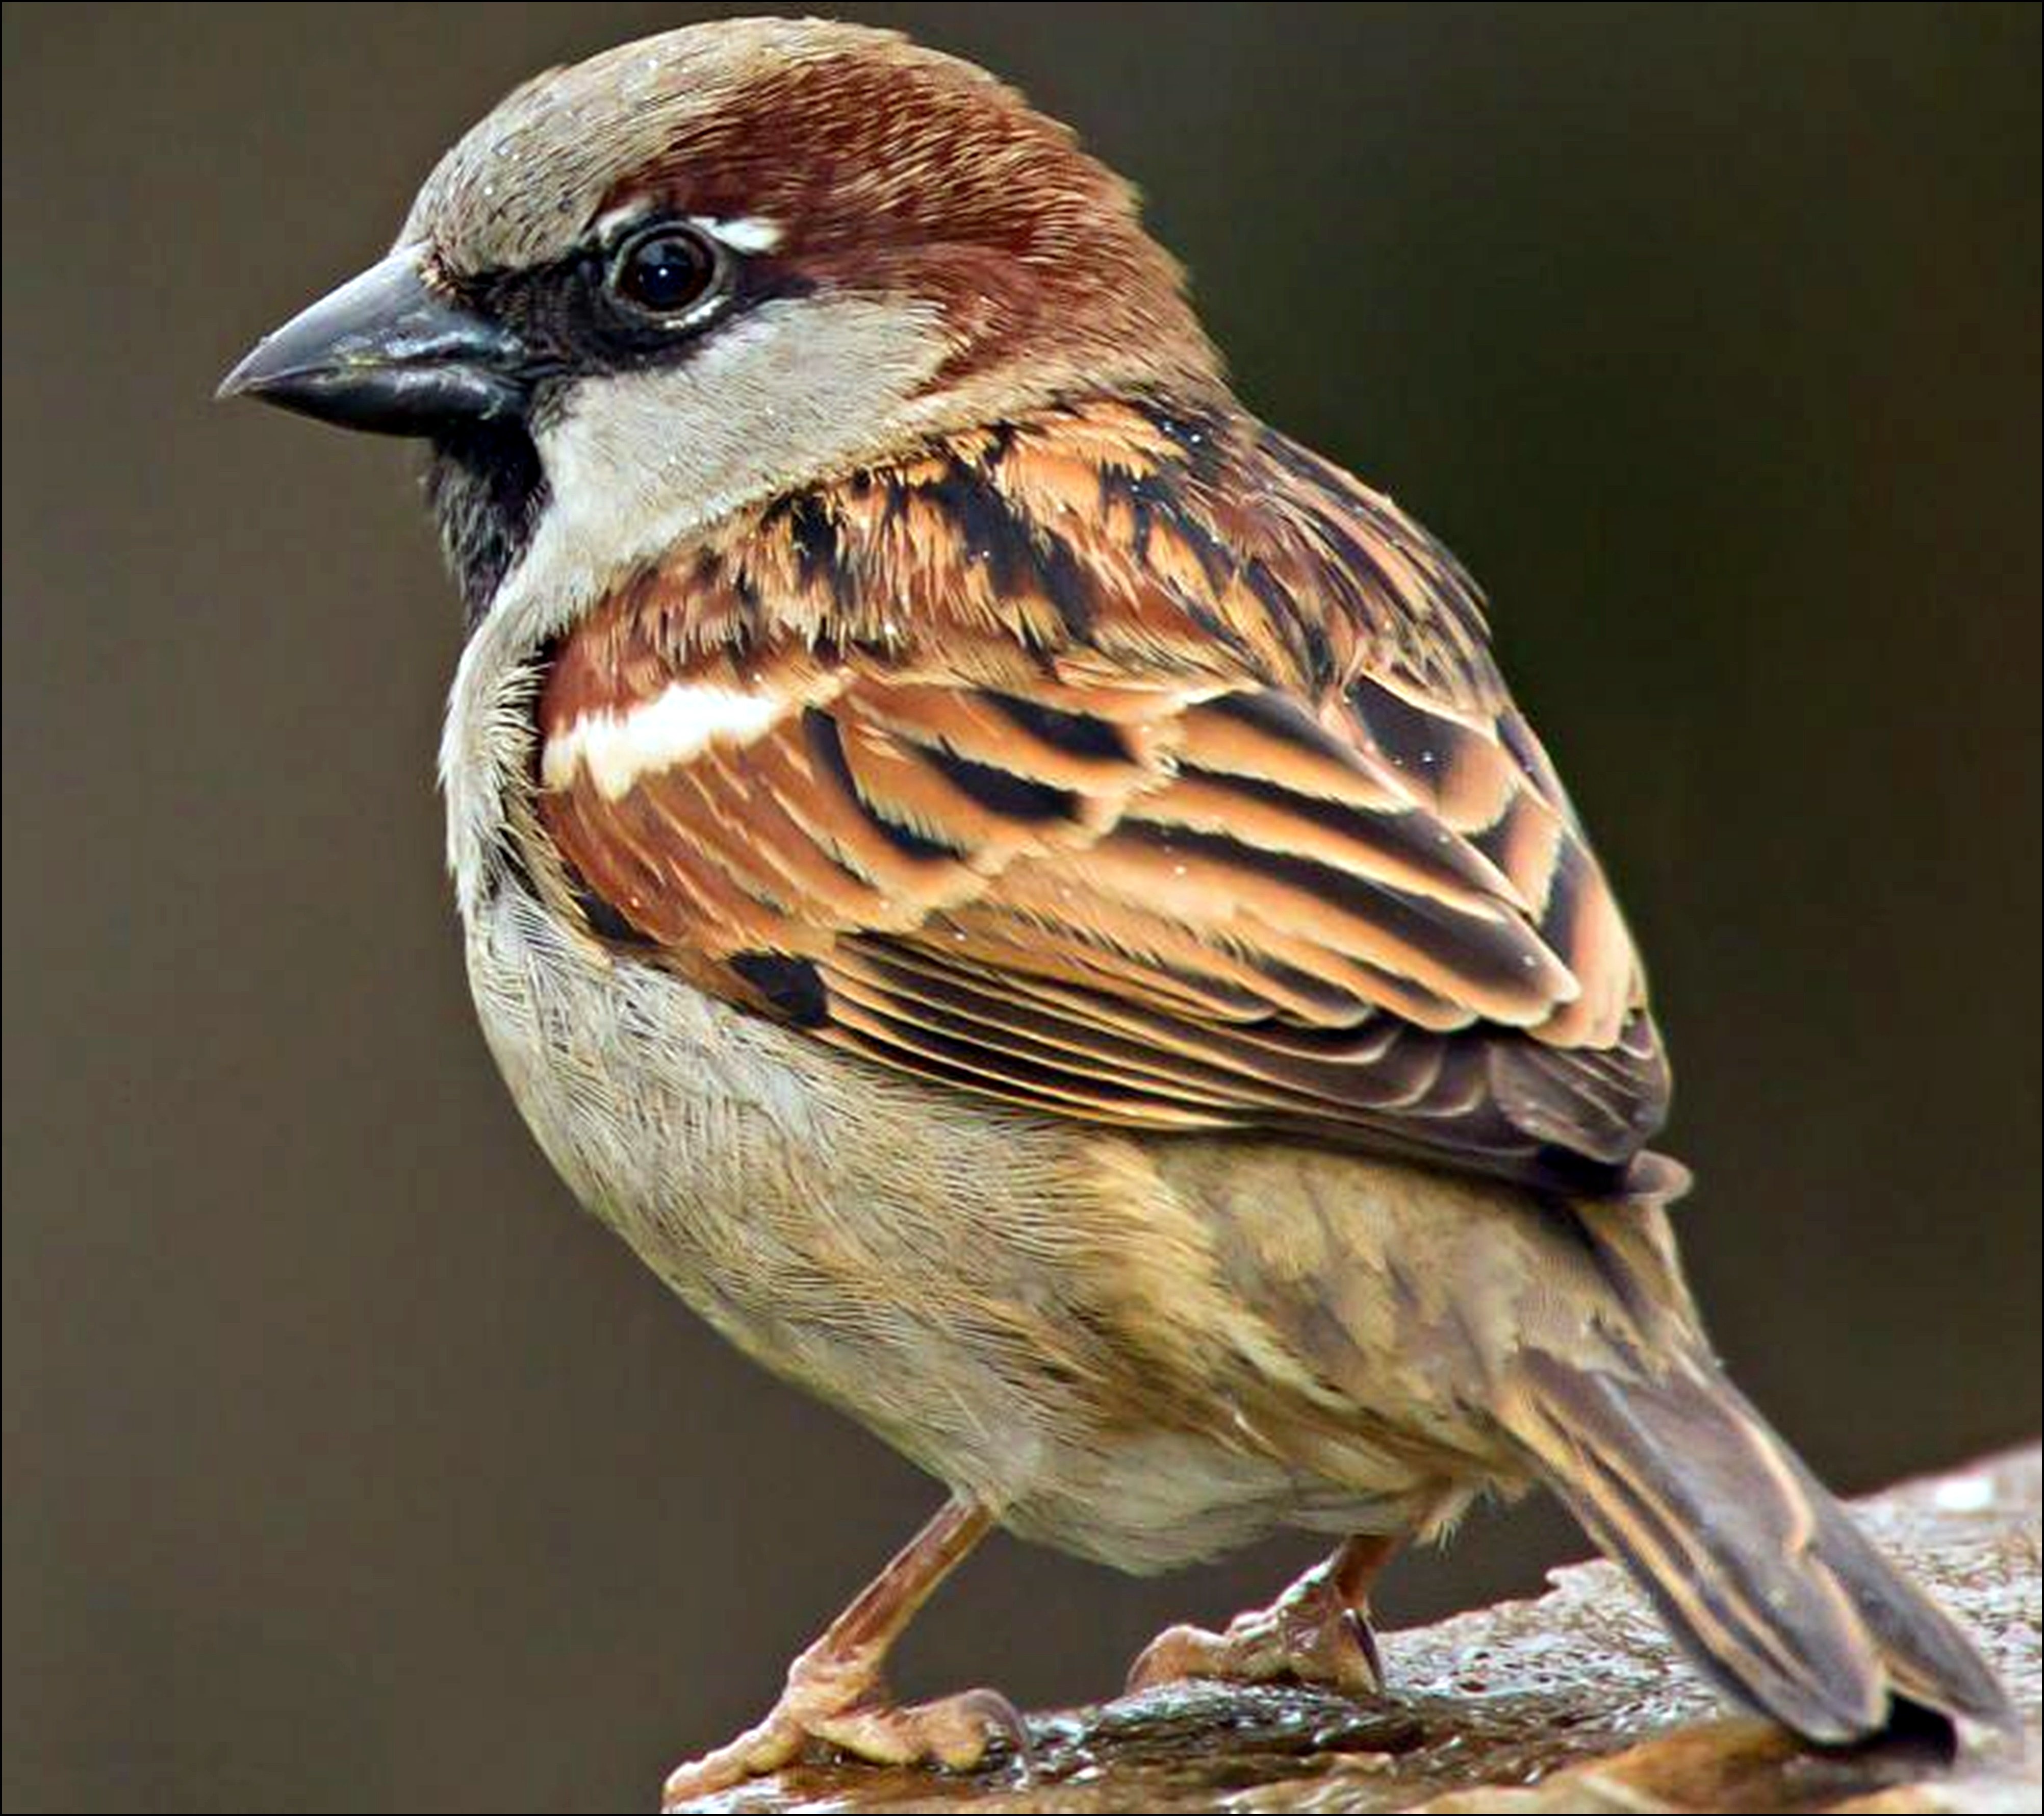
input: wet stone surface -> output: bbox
[686,1447,2041,1814]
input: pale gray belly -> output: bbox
[461,884,1466,1571]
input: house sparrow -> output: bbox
[220,18,2010,1805]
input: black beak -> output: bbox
[217,250,528,436]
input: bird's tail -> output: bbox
[1497,1347,2012,1743]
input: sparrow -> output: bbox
[219,17,2011,1805]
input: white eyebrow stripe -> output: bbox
[591,201,655,243]
[692,214,783,254]
[589,209,783,256]
[542,682,791,799]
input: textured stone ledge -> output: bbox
[691,1445,2040,1814]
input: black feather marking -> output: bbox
[1204,689,1361,763]
[559,861,658,950]
[801,710,968,859]
[1160,766,1498,896]
[1348,673,1474,791]
[921,745,1077,824]
[1259,426,1497,666]
[782,494,849,604]
[988,693,1132,762]
[1239,557,1334,685]
[1097,457,1236,597]
[1133,397,1229,484]
[1098,462,1163,561]
[1115,823,1542,999]
[869,815,966,861]
[919,459,1094,639]
[729,952,830,1026]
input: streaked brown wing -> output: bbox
[532,400,1676,1198]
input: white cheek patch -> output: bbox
[543,682,789,800]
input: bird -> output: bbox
[219,17,2011,1805]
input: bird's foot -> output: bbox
[661,1638,1029,1808]
[1127,1535,1392,1697]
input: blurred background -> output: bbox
[4,4,2037,1810]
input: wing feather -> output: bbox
[530,400,1676,1197]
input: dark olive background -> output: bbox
[4,4,2038,1810]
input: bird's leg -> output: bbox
[1127,1533,1398,1697]
[661,1495,1026,1808]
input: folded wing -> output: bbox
[533,400,1677,1198]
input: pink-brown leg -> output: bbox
[661,1496,1025,1808]
[1127,1533,1398,1697]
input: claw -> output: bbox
[969,1685,1038,1778]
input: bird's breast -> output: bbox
[454,868,1523,1567]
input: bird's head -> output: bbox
[219,18,1221,617]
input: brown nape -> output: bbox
[410,19,1220,403]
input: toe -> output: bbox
[1126,1621,1231,1692]
[660,1713,801,1808]
[812,1684,1027,1775]
[1128,1603,1384,1698]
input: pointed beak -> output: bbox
[217,249,529,436]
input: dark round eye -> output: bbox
[610,226,719,316]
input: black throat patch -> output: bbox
[427,423,548,630]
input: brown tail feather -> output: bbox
[1500,1349,2012,1743]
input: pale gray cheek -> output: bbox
[521,293,952,608]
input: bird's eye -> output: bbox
[610,226,720,316]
